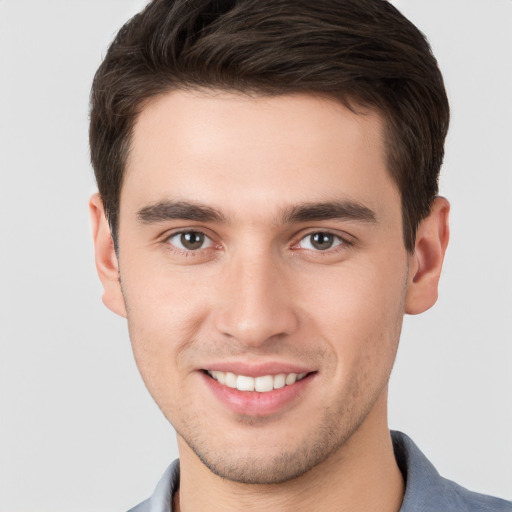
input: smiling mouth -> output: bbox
[205,370,309,393]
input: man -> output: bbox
[88,1,511,511]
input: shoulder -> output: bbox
[126,460,180,512]
[127,498,150,512]
[392,431,511,512]
[438,477,512,512]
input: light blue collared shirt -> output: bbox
[128,431,511,512]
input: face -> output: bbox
[105,91,413,483]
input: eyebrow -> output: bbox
[281,200,377,224]
[137,199,377,225]
[137,200,226,224]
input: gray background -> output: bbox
[0,0,511,510]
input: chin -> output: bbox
[179,418,355,485]
[196,449,323,485]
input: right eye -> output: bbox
[166,231,214,251]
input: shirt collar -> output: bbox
[145,459,179,512]
[392,430,445,512]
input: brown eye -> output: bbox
[180,232,204,250]
[168,231,212,251]
[299,232,343,251]
[311,233,334,250]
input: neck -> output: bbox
[175,396,404,512]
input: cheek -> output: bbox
[299,259,407,376]
[123,258,210,333]
[120,262,212,396]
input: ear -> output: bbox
[405,197,450,315]
[89,193,127,318]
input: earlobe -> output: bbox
[89,193,127,318]
[405,197,450,315]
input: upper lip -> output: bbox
[200,361,314,377]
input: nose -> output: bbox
[212,250,299,346]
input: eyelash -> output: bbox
[293,231,352,253]
[162,229,353,257]
[164,230,217,257]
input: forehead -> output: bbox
[123,90,398,222]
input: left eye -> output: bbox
[298,232,343,251]
[167,231,214,251]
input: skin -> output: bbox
[90,90,449,512]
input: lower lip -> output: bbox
[201,372,313,417]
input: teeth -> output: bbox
[237,375,255,391]
[255,375,274,392]
[285,373,297,385]
[225,372,237,389]
[207,370,308,392]
[273,373,286,389]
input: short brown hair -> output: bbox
[90,0,449,252]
